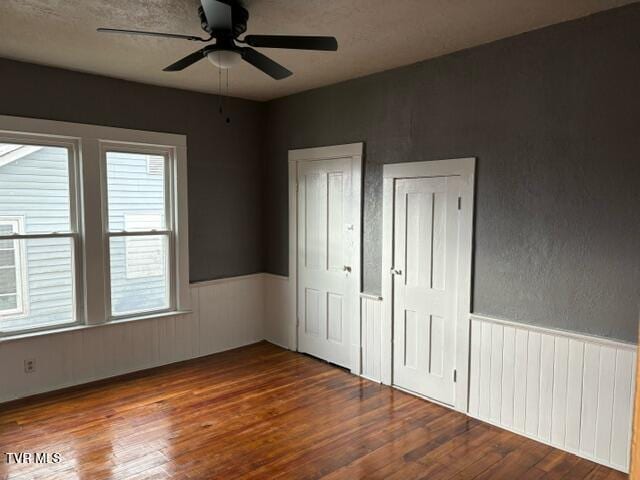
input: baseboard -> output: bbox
[0,340,267,408]
[469,314,636,473]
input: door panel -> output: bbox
[298,157,355,368]
[304,288,321,336]
[393,176,460,405]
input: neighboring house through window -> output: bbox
[146,156,164,176]
[0,217,26,316]
[124,214,163,279]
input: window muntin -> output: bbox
[0,141,78,334]
[104,149,173,318]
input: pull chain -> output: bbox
[225,68,230,124]
[216,57,231,124]
[218,59,223,115]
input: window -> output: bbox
[0,115,189,338]
[105,150,173,317]
[0,141,78,334]
[0,217,26,316]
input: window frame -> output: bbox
[100,142,177,320]
[0,115,190,340]
[0,131,83,336]
[0,216,28,317]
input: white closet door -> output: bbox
[297,157,356,368]
[392,176,461,405]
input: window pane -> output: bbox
[0,237,75,332]
[0,249,15,267]
[0,294,17,311]
[110,235,169,316]
[0,143,71,234]
[0,267,17,293]
[106,152,166,232]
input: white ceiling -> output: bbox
[0,0,635,101]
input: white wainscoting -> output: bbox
[468,314,636,473]
[263,273,295,350]
[0,274,264,403]
[361,294,383,382]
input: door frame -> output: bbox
[381,158,475,412]
[288,143,363,374]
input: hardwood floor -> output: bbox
[0,341,627,480]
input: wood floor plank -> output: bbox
[0,341,627,479]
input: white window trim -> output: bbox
[0,216,28,317]
[0,115,190,338]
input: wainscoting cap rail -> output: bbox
[470,313,637,351]
[360,292,383,301]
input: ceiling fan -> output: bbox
[97,0,338,80]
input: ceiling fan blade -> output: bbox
[97,28,208,42]
[200,0,233,31]
[163,49,207,71]
[240,48,292,80]
[244,35,338,51]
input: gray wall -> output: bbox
[0,58,266,283]
[263,4,640,342]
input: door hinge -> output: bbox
[453,369,457,383]
[457,196,462,210]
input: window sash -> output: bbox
[0,135,82,336]
[101,145,176,320]
[108,231,172,317]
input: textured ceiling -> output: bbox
[0,0,635,101]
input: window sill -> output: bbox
[0,310,193,343]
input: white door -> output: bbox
[297,157,357,368]
[392,176,461,405]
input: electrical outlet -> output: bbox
[24,359,36,374]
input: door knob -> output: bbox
[391,268,402,275]
[343,265,352,273]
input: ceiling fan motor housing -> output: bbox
[198,1,248,38]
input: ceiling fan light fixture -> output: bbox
[207,50,242,69]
